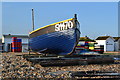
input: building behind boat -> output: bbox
[1,34,29,53]
[0,34,120,53]
[76,36,120,53]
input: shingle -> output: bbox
[113,37,120,41]
[79,36,95,41]
[96,36,110,40]
[3,34,29,38]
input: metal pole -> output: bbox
[74,14,77,20]
[32,8,34,31]
[28,36,30,55]
[74,14,77,26]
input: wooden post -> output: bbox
[28,36,30,55]
[32,8,34,31]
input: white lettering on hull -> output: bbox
[55,21,73,31]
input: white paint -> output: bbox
[96,37,115,52]
[106,38,114,51]
[114,39,120,51]
[22,44,28,52]
[55,21,73,31]
[78,41,85,45]
[118,39,120,51]
[0,39,2,52]
[2,35,29,52]
[95,40,106,51]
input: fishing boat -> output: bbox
[29,14,80,55]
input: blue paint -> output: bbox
[12,47,19,49]
[12,39,22,42]
[29,28,79,55]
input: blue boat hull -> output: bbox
[29,28,80,55]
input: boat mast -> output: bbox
[32,8,34,31]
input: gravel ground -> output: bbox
[1,53,120,79]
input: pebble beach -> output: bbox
[1,52,120,79]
